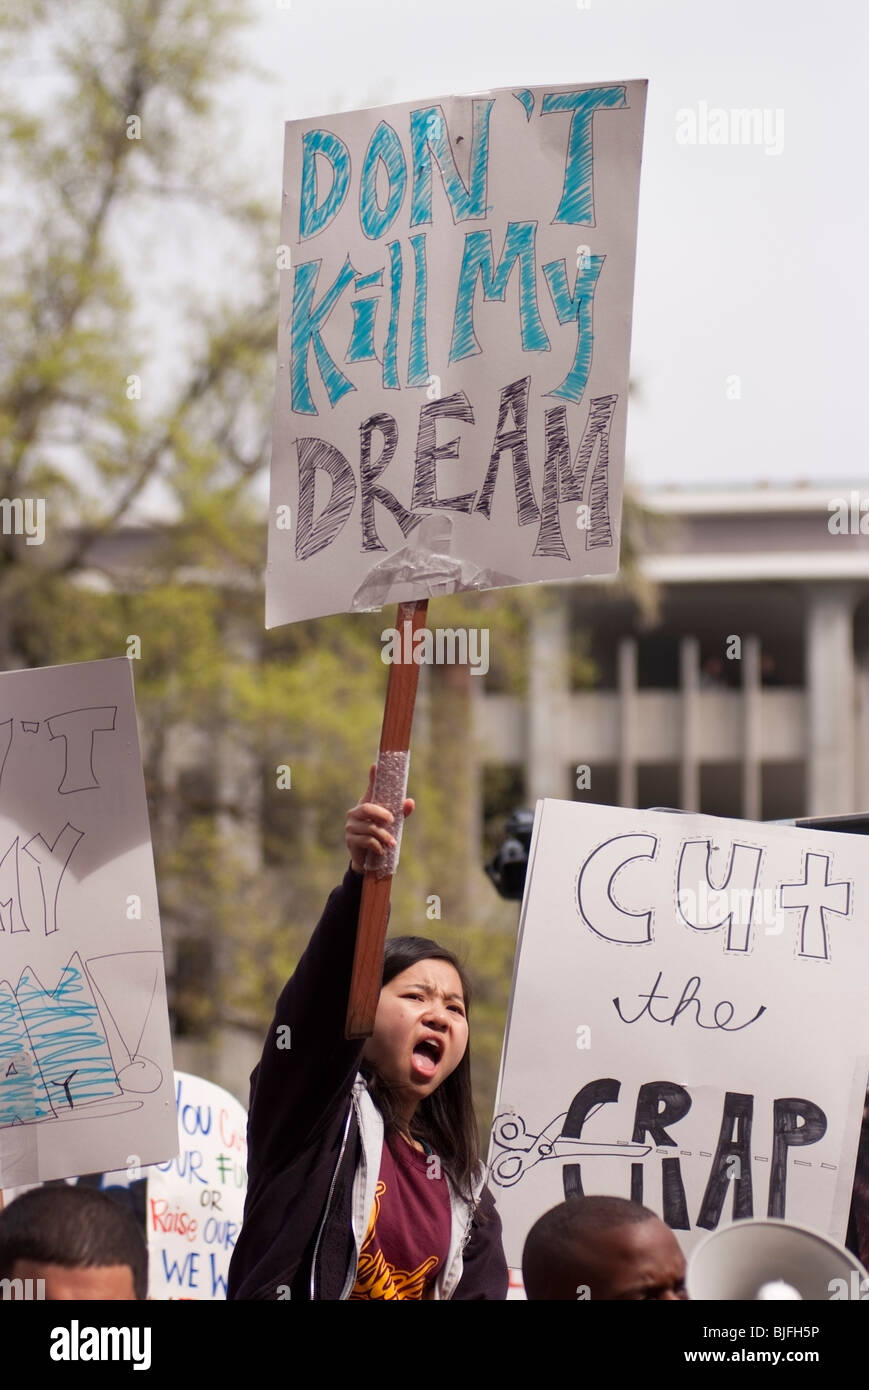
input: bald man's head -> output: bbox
[522,1196,688,1301]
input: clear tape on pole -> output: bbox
[365,750,410,879]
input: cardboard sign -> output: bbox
[3,1073,247,1301]
[491,800,869,1269]
[0,658,176,1185]
[147,1072,247,1300]
[267,80,647,626]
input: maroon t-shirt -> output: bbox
[349,1132,452,1299]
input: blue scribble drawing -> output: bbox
[0,984,54,1121]
[0,950,165,1129]
[14,953,121,1115]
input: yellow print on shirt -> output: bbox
[349,1181,439,1300]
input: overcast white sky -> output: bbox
[228,0,867,490]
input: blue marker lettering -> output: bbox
[406,234,429,386]
[542,253,604,403]
[291,257,357,414]
[410,100,493,226]
[450,223,549,363]
[542,87,627,225]
[299,129,350,239]
[359,121,407,240]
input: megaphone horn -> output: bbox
[687,1219,869,1301]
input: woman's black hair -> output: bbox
[361,935,480,1200]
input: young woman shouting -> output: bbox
[228,772,508,1300]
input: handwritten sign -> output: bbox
[267,81,647,626]
[0,657,176,1185]
[3,1073,247,1301]
[147,1072,247,1300]
[491,800,869,1268]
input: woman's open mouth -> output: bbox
[411,1035,444,1080]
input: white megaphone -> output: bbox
[687,1219,869,1301]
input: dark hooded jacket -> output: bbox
[228,867,508,1300]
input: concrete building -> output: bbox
[477,484,869,823]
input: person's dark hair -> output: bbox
[362,935,480,1200]
[0,1183,148,1298]
[522,1195,658,1298]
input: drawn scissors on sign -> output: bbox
[490,1112,651,1187]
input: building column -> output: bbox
[805,586,857,815]
[617,636,638,807]
[427,659,477,923]
[858,656,869,813]
[465,666,485,917]
[527,598,569,803]
[680,635,700,811]
[742,634,762,820]
[215,622,263,873]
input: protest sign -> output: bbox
[0,658,176,1186]
[491,800,869,1270]
[2,1073,247,1300]
[147,1072,247,1300]
[267,80,646,626]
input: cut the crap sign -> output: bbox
[267,81,646,626]
[490,800,869,1267]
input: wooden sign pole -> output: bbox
[345,597,429,1038]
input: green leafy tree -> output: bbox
[0,0,273,666]
[0,2,651,1139]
